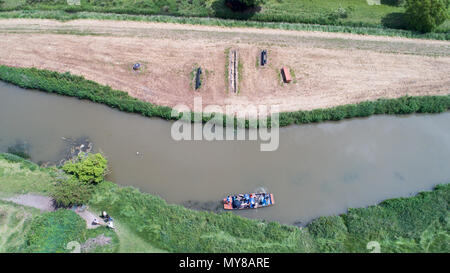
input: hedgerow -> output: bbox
[1,66,448,129]
[0,10,448,40]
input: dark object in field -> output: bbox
[223,193,275,210]
[261,50,267,66]
[132,63,141,71]
[281,67,292,83]
[195,67,202,90]
[226,0,247,11]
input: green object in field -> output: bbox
[405,0,449,32]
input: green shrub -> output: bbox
[235,0,266,8]
[405,0,449,32]
[52,177,95,207]
[382,0,406,6]
[62,153,108,184]
[25,209,85,253]
[308,216,348,240]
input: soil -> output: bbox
[3,194,55,212]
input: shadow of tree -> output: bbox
[381,12,409,29]
[210,0,260,20]
[380,0,405,6]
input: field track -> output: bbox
[0,19,449,113]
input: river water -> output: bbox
[1,81,449,224]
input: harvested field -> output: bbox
[0,19,449,114]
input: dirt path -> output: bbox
[1,194,105,229]
[0,19,449,114]
[3,194,55,212]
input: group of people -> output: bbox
[92,211,115,229]
[226,193,269,209]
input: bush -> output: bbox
[25,209,85,253]
[62,153,108,184]
[236,0,266,7]
[52,177,95,207]
[308,216,348,240]
[405,0,449,32]
[382,0,405,6]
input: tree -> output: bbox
[381,0,405,6]
[62,153,108,184]
[405,0,449,32]
[52,177,94,207]
[226,0,266,11]
[238,0,265,6]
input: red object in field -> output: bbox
[281,67,291,83]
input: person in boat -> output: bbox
[259,194,264,204]
[249,194,256,208]
[261,195,268,206]
[232,198,242,209]
[244,194,250,203]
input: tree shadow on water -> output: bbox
[381,12,409,30]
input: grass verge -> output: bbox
[0,10,448,40]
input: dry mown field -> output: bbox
[0,19,449,113]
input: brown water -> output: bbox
[1,81,449,224]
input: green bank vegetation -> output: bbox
[0,3,449,40]
[0,200,38,252]
[0,153,56,198]
[25,209,118,253]
[1,0,449,32]
[0,65,449,129]
[0,154,118,253]
[0,154,448,252]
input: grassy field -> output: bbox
[0,0,448,38]
[0,200,38,252]
[0,153,56,198]
[0,154,448,253]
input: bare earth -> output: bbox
[2,193,105,229]
[0,19,449,114]
[3,194,54,212]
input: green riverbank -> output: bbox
[0,153,448,253]
[1,66,449,129]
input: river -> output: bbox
[1,81,449,224]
